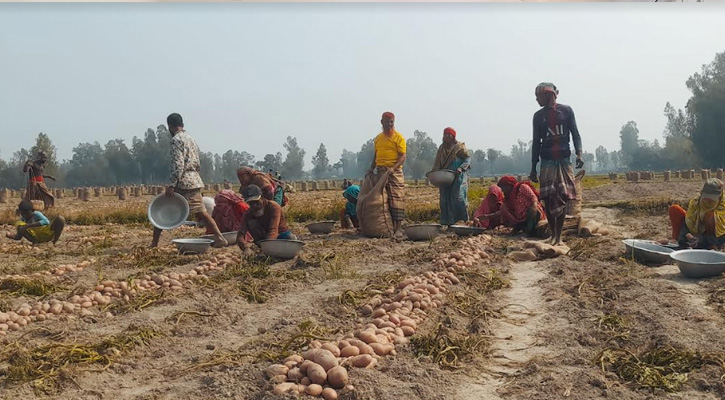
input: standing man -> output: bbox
[365,111,407,237]
[23,150,56,209]
[529,83,583,246]
[150,113,227,248]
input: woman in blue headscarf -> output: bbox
[340,184,360,229]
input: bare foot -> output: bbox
[149,242,159,248]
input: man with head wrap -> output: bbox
[530,82,583,246]
[23,150,56,209]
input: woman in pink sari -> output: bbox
[472,185,504,229]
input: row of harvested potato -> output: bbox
[265,235,493,398]
[0,251,241,335]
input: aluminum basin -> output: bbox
[201,231,238,246]
[449,225,486,237]
[259,239,304,259]
[306,221,336,234]
[622,239,674,264]
[148,193,189,230]
[426,170,456,187]
[405,224,441,241]
[172,238,213,255]
[670,249,725,278]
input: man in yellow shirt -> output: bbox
[365,111,407,236]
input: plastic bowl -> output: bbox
[405,224,441,241]
[259,239,305,259]
[148,193,189,230]
[172,238,213,255]
[426,170,456,187]
[306,221,336,234]
[201,231,238,246]
[622,239,674,264]
[670,249,725,278]
[448,225,486,237]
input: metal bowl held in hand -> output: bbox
[306,221,336,234]
[148,193,189,230]
[449,225,486,237]
[259,239,305,259]
[201,231,238,246]
[404,224,441,241]
[426,170,456,187]
[670,249,725,278]
[621,239,674,265]
[172,238,213,255]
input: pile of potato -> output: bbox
[265,235,493,398]
[507,240,569,261]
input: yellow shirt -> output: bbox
[374,130,406,168]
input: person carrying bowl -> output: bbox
[432,127,470,226]
[150,113,227,248]
[669,178,725,250]
[236,185,296,257]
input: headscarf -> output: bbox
[343,184,360,202]
[685,179,725,237]
[497,175,540,202]
[237,166,274,191]
[535,82,558,109]
[382,111,395,120]
[473,185,504,229]
[433,128,469,170]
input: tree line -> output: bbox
[2,51,725,188]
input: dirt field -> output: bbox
[2,179,725,400]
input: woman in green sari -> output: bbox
[432,127,471,226]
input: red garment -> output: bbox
[473,185,504,229]
[210,190,249,234]
[497,175,540,199]
[444,127,456,138]
[30,176,44,182]
[498,183,546,227]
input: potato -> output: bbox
[273,382,297,395]
[306,383,323,396]
[401,326,415,336]
[356,330,378,344]
[304,348,338,371]
[321,342,341,357]
[307,363,327,385]
[270,374,287,384]
[372,308,386,318]
[266,364,289,379]
[348,340,374,355]
[369,343,394,356]
[284,360,298,370]
[287,367,304,381]
[350,354,373,368]
[327,366,349,389]
[299,360,314,374]
[321,388,338,400]
[340,345,360,357]
[300,377,311,386]
[400,319,417,329]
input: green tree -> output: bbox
[199,152,216,183]
[65,142,108,186]
[405,130,437,179]
[471,149,486,177]
[337,149,358,178]
[311,143,330,179]
[619,121,640,168]
[29,133,59,176]
[487,148,500,173]
[255,153,283,175]
[582,152,595,171]
[356,139,375,176]
[686,50,725,167]
[104,139,138,184]
[281,136,305,180]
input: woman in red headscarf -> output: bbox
[237,166,276,201]
[477,176,547,236]
[472,185,504,229]
[432,127,471,225]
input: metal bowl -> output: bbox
[201,231,238,246]
[172,238,213,255]
[306,221,336,234]
[622,239,674,264]
[449,225,486,237]
[405,224,441,241]
[148,193,189,230]
[670,249,725,278]
[259,239,305,259]
[426,170,456,187]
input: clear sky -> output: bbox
[1,3,724,165]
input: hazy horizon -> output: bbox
[1,3,724,166]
